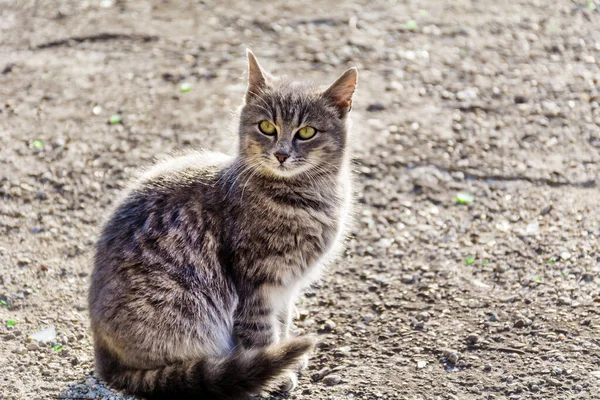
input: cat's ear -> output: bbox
[246,50,269,103]
[323,67,358,116]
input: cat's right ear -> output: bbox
[246,50,269,103]
[322,67,358,117]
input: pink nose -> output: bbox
[274,152,289,164]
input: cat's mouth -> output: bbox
[264,161,313,178]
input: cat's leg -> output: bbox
[235,287,303,393]
[234,289,280,348]
[276,293,308,393]
[278,300,295,340]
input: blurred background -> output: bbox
[1,0,599,399]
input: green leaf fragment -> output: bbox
[548,257,555,265]
[588,1,596,11]
[481,260,489,265]
[0,300,7,307]
[6,320,16,327]
[456,192,475,204]
[406,20,418,30]
[561,269,570,276]
[534,276,543,283]
[180,83,192,93]
[466,257,475,265]
[33,140,44,149]
[52,344,63,351]
[109,115,122,124]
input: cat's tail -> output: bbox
[107,336,314,400]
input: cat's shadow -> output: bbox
[56,374,290,399]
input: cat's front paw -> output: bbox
[275,371,299,393]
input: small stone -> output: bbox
[514,318,532,328]
[311,367,331,382]
[466,334,479,345]
[366,103,386,112]
[483,364,492,372]
[416,312,430,322]
[323,320,336,331]
[558,297,572,306]
[540,204,553,215]
[530,384,539,392]
[456,88,478,101]
[417,360,427,369]
[525,221,539,235]
[443,349,460,365]
[546,377,561,386]
[298,309,309,321]
[362,314,374,323]
[323,374,341,386]
[401,274,415,284]
[514,95,528,104]
[27,343,40,351]
[337,346,351,353]
[560,251,571,261]
[16,256,31,266]
[412,321,425,330]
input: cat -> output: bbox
[88,50,357,400]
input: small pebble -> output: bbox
[323,374,342,386]
[514,318,532,328]
[366,103,386,112]
[416,312,430,322]
[443,349,460,365]
[323,320,336,331]
[311,367,331,382]
[466,333,479,345]
[26,343,40,351]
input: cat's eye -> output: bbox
[258,120,277,136]
[296,126,317,140]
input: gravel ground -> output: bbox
[1,0,600,399]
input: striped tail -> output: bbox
[106,337,314,400]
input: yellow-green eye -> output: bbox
[297,126,317,140]
[258,120,276,136]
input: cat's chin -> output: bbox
[265,163,312,179]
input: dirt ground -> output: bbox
[1,0,600,399]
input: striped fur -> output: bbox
[89,51,356,399]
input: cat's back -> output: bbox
[136,150,232,189]
[92,150,232,274]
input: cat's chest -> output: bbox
[256,203,339,249]
[233,192,343,273]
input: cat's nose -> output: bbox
[274,152,289,164]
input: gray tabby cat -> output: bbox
[88,50,356,400]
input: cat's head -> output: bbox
[238,50,357,179]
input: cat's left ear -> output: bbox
[323,67,358,117]
[246,50,269,103]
